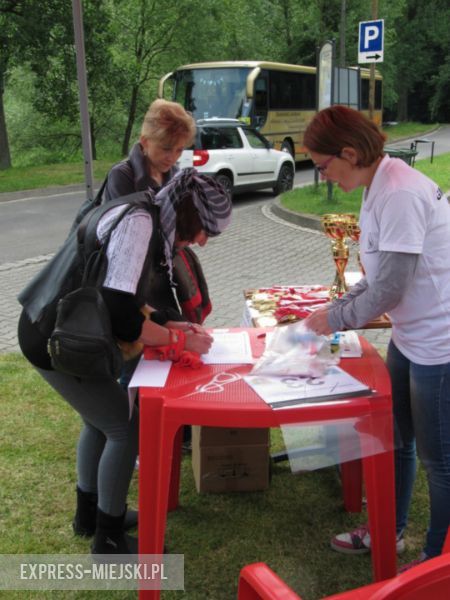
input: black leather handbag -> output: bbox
[48,286,123,379]
[46,197,151,380]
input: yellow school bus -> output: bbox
[158,61,383,161]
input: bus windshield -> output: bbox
[173,67,250,121]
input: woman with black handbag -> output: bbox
[18,167,232,556]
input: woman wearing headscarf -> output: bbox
[18,165,232,556]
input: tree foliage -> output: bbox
[2,0,449,169]
[109,0,200,155]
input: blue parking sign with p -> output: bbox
[358,19,384,63]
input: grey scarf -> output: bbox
[152,168,232,283]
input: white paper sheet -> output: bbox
[244,366,372,409]
[127,357,172,417]
[202,330,254,364]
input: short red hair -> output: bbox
[304,105,386,167]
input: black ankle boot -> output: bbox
[73,486,97,537]
[73,486,138,537]
[91,507,138,555]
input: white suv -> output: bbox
[179,119,295,198]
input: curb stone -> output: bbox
[0,182,104,204]
[270,197,324,231]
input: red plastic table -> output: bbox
[138,328,396,599]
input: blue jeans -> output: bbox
[387,340,450,557]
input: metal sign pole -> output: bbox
[72,0,94,200]
[314,45,320,188]
[327,41,336,202]
[369,0,379,120]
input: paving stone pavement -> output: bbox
[0,199,390,355]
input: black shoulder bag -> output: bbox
[47,198,150,380]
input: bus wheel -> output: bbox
[215,173,233,199]
[273,164,294,196]
[281,140,294,159]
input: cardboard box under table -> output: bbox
[192,426,270,493]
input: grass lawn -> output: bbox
[381,122,438,141]
[0,160,117,194]
[0,353,430,599]
[281,152,450,218]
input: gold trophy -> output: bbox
[344,213,363,274]
[321,214,352,300]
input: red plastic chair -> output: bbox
[238,562,301,600]
[238,528,450,600]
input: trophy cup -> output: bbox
[344,213,363,274]
[321,214,352,300]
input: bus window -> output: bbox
[269,71,316,110]
[361,79,368,109]
[254,75,268,127]
[375,80,382,109]
[361,78,382,110]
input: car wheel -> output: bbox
[273,164,294,196]
[215,173,233,199]
[281,140,294,159]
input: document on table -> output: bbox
[244,366,372,409]
[127,357,172,418]
[202,330,254,364]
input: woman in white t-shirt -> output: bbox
[303,105,450,570]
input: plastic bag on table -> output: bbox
[251,321,339,378]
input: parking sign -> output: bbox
[358,19,384,63]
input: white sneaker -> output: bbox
[330,524,405,555]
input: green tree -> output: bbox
[422,0,450,120]
[378,0,449,121]
[0,0,83,167]
[110,0,204,156]
[0,0,35,168]
[0,27,12,168]
[29,1,119,160]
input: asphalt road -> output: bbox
[0,125,448,265]
[0,165,311,264]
